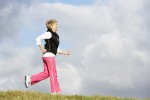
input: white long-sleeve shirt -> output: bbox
[36,32,61,57]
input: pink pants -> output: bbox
[31,57,61,93]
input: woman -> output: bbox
[25,19,70,94]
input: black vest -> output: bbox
[44,29,59,55]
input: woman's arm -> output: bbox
[36,32,51,53]
[38,45,47,54]
[57,48,70,55]
[59,51,71,55]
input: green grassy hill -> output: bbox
[0,90,149,100]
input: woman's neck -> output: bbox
[52,29,56,32]
[48,29,56,33]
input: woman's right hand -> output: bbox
[38,45,47,54]
[42,48,47,54]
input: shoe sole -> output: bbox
[25,76,28,88]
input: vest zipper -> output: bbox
[48,39,50,52]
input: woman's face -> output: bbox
[51,23,58,32]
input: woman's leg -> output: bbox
[48,57,61,93]
[31,57,49,85]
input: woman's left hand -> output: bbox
[65,51,71,55]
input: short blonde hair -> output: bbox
[46,19,57,30]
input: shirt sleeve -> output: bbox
[35,32,52,45]
[57,47,62,54]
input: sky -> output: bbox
[0,0,150,98]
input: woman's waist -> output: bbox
[42,52,55,57]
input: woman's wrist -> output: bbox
[38,45,47,53]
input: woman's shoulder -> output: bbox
[42,31,52,35]
[41,31,52,39]
[43,31,51,34]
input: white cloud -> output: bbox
[82,31,136,88]
[58,63,81,94]
[0,39,36,90]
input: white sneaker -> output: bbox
[25,76,31,88]
[51,92,56,95]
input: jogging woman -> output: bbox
[25,19,70,94]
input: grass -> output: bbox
[0,90,149,100]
